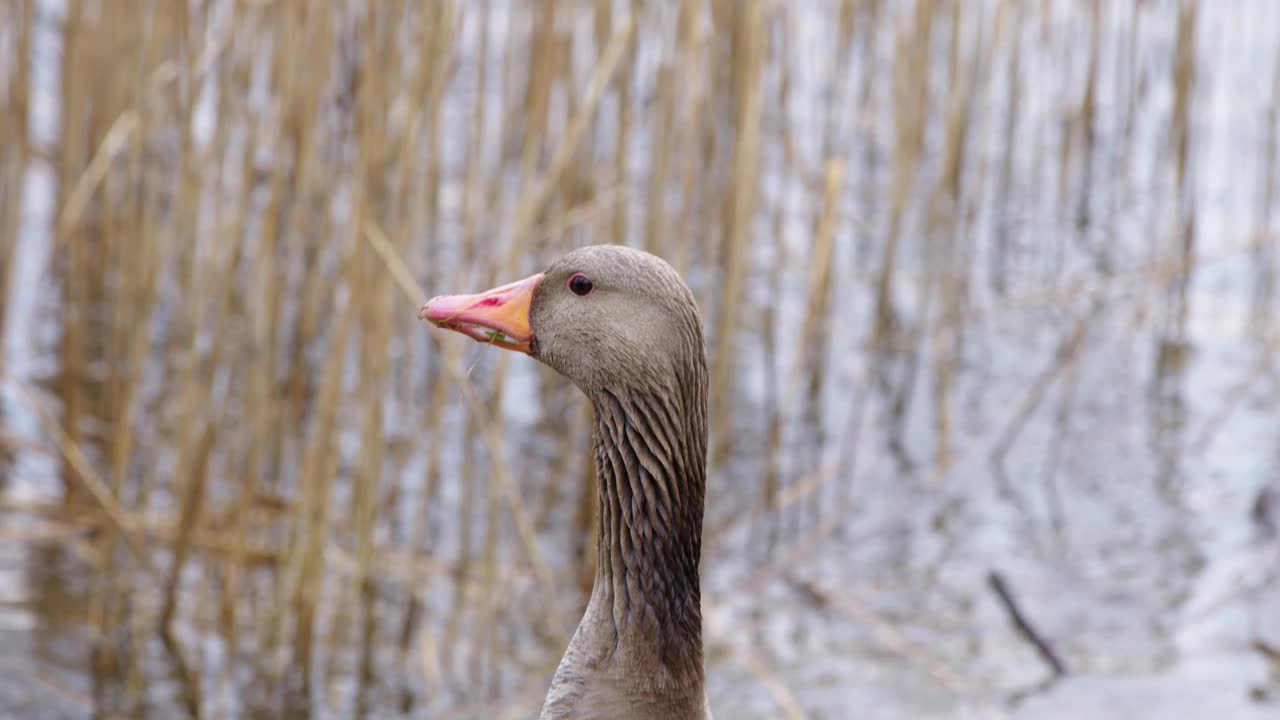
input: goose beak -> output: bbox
[419,273,543,354]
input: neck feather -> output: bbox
[587,374,707,682]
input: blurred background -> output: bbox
[2,0,1279,718]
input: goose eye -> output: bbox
[568,273,594,296]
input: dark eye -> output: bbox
[568,273,594,296]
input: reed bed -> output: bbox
[1,1,1279,718]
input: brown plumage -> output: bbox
[421,245,711,720]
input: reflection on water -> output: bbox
[2,0,1280,718]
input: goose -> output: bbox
[420,245,711,720]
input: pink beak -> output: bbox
[419,273,544,354]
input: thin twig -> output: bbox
[986,570,1068,677]
[990,317,1088,461]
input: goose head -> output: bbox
[421,244,705,401]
